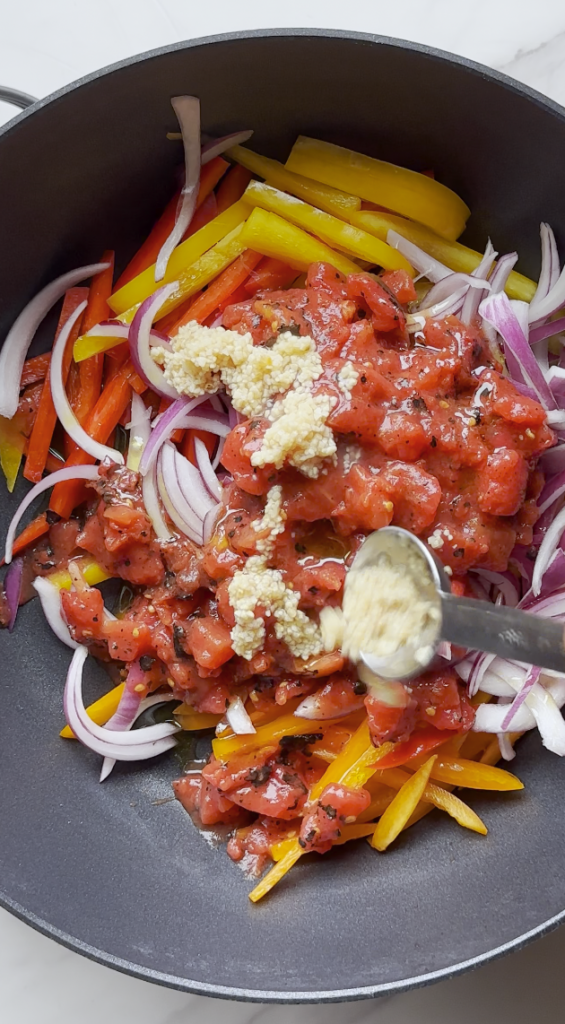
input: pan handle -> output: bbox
[0,86,37,110]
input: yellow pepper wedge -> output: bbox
[286,136,470,241]
[73,333,127,363]
[60,682,125,739]
[48,558,111,591]
[0,431,22,492]
[348,209,536,302]
[227,144,361,217]
[212,711,345,762]
[270,823,376,862]
[108,200,251,315]
[420,754,523,791]
[119,224,248,326]
[174,709,224,731]
[371,755,437,851]
[243,181,414,274]
[240,207,359,277]
[375,766,487,835]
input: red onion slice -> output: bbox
[5,464,100,563]
[83,320,169,348]
[421,272,490,311]
[194,436,222,500]
[100,690,178,782]
[225,696,256,735]
[142,463,173,541]
[480,292,556,408]
[488,252,519,296]
[471,569,520,607]
[460,240,497,325]
[63,646,178,761]
[531,223,560,311]
[500,665,542,731]
[51,300,123,464]
[203,506,219,544]
[157,443,204,544]
[497,732,516,761]
[532,504,565,595]
[531,315,565,344]
[4,557,23,632]
[126,392,151,471]
[129,283,180,398]
[0,261,110,420]
[407,287,468,331]
[386,230,451,283]
[174,447,218,521]
[155,96,201,282]
[139,395,208,475]
[201,130,253,165]
[33,576,78,648]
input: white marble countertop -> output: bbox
[2,1,565,1020]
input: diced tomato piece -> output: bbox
[478,449,528,516]
[103,618,151,661]
[61,588,105,641]
[299,783,371,853]
[187,615,234,670]
[346,273,405,332]
[380,269,417,304]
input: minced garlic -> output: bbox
[337,362,359,400]
[251,390,337,478]
[252,484,286,555]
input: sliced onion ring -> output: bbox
[51,301,123,464]
[129,283,180,398]
[225,696,256,735]
[201,130,253,165]
[33,576,78,649]
[5,464,100,564]
[4,557,23,631]
[155,96,201,282]
[0,261,110,420]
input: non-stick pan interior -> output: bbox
[1,30,565,1002]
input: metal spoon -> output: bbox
[351,526,565,681]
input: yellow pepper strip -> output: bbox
[0,433,22,492]
[60,682,125,739]
[73,333,127,363]
[423,754,523,791]
[248,722,393,901]
[375,767,487,835]
[357,786,397,823]
[243,181,413,274]
[174,709,224,731]
[227,144,361,218]
[348,209,536,302]
[108,200,251,315]
[240,208,359,277]
[48,558,111,591]
[286,136,470,241]
[480,734,521,766]
[371,756,438,851]
[212,711,345,761]
[270,823,376,863]
[120,225,247,326]
[459,730,494,760]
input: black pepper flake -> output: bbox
[234,515,243,523]
[357,309,366,320]
[298,838,307,849]
[280,733,322,752]
[247,765,272,786]
[295,543,307,554]
[139,655,155,672]
[124,559,131,567]
[305,829,317,844]
[472,408,482,425]
[173,623,186,658]
[320,802,337,819]
[453,548,465,558]
[412,396,427,412]
[228,529,236,539]
[92,615,99,623]
[430,436,437,448]
[360,375,367,384]
[353,679,368,696]
[527,546,538,561]
[45,510,61,526]
[308,586,319,594]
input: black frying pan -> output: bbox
[1,29,565,1004]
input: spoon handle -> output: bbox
[440,593,565,673]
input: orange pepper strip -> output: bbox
[0,512,49,565]
[170,249,263,335]
[409,754,523,791]
[24,288,89,483]
[72,253,115,433]
[216,163,253,214]
[113,157,229,290]
[49,360,144,519]
[20,352,51,388]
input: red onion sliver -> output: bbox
[203,505,219,544]
[531,315,565,344]
[386,230,452,283]
[4,557,23,632]
[421,272,490,311]
[500,665,542,732]
[83,320,169,349]
[532,504,565,595]
[140,395,208,475]
[201,130,253,165]
[497,732,516,761]
[488,252,519,295]
[5,464,100,564]
[460,241,497,324]
[194,437,222,500]
[63,647,178,761]
[142,462,173,541]
[480,292,556,408]
[126,392,151,471]
[471,569,520,607]
[33,576,78,648]
[157,443,204,544]
[129,283,180,398]
[155,96,201,282]
[225,696,256,735]
[51,301,124,464]
[174,447,218,521]
[0,261,110,420]
[530,223,561,312]
[100,690,177,782]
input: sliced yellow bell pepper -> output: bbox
[117,225,248,327]
[270,823,376,862]
[212,711,345,761]
[0,430,23,492]
[48,558,111,591]
[348,209,536,302]
[174,709,223,731]
[243,181,414,274]
[371,755,437,850]
[240,207,359,277]
[108,200,251,315]
[286,136,470,241]
[420,754,523,791]
[227,144,361,217]
[73,333,127,363]
[60,682,125,739]
[375,766,487,835]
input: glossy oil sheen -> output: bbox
[1,29,565,1003]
